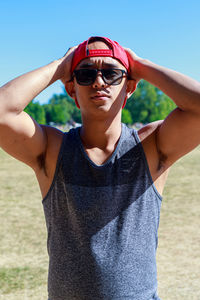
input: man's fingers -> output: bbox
[59,46,78,83]
[63,47,72,56]
[125,48,140,61]
[63,46,78,58]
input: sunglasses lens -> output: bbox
[102,69,123,85]
[74,69,96,85]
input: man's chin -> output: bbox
[82,103,121,121]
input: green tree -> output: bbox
[43,103,52,124]
[24,101,46,124]
[63,92,82,123]
[122,109,133,125]
[46,94,73,124]
[45,92,82,124]
[125,80,176,124]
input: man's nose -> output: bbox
[92,71,106,88]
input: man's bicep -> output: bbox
[157,107,200,166]
[0,111,47,168]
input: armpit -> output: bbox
[37,152,48,176]
[157,149,168,170]
[155,125,169,171]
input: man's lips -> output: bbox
[90,92,110,100]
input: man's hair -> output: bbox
[87,36,112,49]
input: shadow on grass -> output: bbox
[0,266,46,294]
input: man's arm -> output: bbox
[0,48,74,170]
[126,49,200,167]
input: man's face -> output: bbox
[71,41,129,118]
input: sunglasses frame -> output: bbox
[72,68,128,86]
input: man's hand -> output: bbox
[124,48,143,85]
[59,46,77,85]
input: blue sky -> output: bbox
[0,0,199,104]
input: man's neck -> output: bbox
[80,116,122,150]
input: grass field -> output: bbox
[0,147,200,299]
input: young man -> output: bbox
[0,36,200,300]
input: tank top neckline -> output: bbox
[75,123,126,169]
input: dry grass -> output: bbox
[157,146,200,299]
[0,147,200,299]
[0,150,48,299]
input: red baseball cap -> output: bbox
[71,36,130,73]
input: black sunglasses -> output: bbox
[73,68,128,86]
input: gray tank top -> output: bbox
[43,123,162,300]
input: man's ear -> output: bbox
[122,79,137,109]
[65,81,80,109]
[65,81,75,99]
[126,79,137,97]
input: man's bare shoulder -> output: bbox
[35,125,64,174]
[34,125,64,199]
[43,125,64,144]
[43,124,64,159]
[138,120,169,169]
[137,121,163,164]
[138,120,163,142]
[138,120,170,195]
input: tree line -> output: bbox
[24,80,176,125]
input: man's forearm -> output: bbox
[135,59,200,113]
[0,59,63,116]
